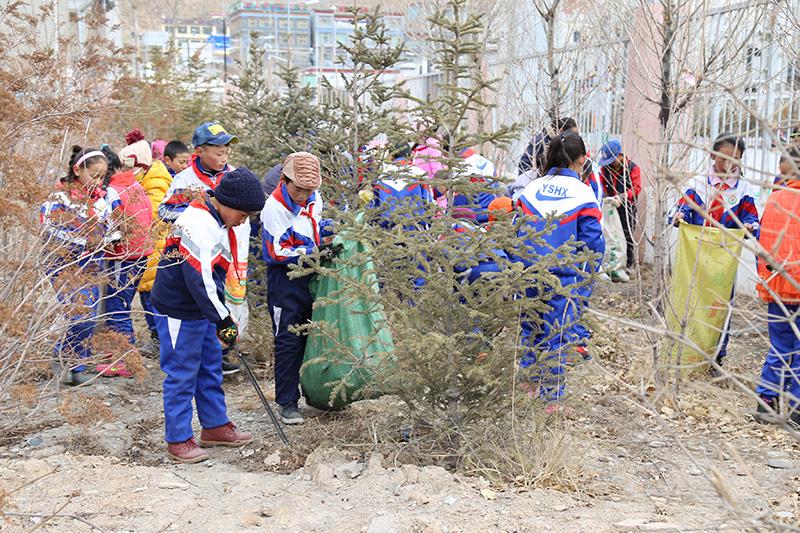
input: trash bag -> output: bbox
[601,199,627,276]
[665,222,744,372]
[300,233,395,411]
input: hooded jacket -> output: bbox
[515,167,605,277]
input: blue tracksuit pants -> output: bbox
[571,278,594,345]
[267,265,313,407]
[715,286,736,363]
[755,302,800,407]
[465,260,501,285]
[139,291,157,336]
[105,258,147,344]
[155,314,228,443]
[51,261,101,373]
[520,278,583,402]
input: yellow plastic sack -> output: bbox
[666,222,744,371]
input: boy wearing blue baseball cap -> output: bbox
[598,139,641,270]
[158,122,249,375]
[159,122,239,222]
[152,167,266,463]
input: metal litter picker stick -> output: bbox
[233,348,289,445]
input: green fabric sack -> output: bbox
[300,233,395,410]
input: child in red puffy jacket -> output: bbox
[99,142,154,378]
[754,146,800,428]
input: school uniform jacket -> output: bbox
[40,186,121,260]
[674,173,759,229]
[151,199,238,324]
[371,163,434,230]
[261,182,324,266]
[157,154,251,304]
[515,168,605,277]
[158,155,231,223]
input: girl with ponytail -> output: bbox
[41,145,122,386]
[514,131,605,412]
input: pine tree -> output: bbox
[292,0,595,473]
[224,37,322,174]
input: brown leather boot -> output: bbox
[166,437,209,463]
[199,422,252,448]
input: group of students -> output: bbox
[41,120,332,462]
[41,133,194,384]
[40,116,800,464]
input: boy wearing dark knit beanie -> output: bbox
[151,167,266,463]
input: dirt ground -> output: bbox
[1,280,799,532]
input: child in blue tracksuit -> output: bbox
[40,146,120,386]
[151,168,266,463]
[367,148,434,231]
[515,132,605,411]
[670,133,759,367]
[261,152,331,425]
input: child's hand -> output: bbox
[216,316,239,348]
[609,195,622,208]
[744,223,756,233]
[672,212,685,227]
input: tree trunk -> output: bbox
[651,0,676,394]
[545,6,559,121]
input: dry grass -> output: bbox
[57,393,116,427]
[459,415,583,491]
[7,384,38,408]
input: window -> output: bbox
[317,15,333,26]
[177,26,187,34]
[296,35,309,47]
[190,26,200,34]
[296,19,309,29]
[279,34,288,46]
[278,18,288,29]
[203,26,212,34]
[164,25,173,33]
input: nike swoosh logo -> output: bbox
[535,190,573,201]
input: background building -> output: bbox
[228,1,315,70]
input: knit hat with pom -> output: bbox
[214,166,267,213]
[125,128,146,146]
[119,140,153,174]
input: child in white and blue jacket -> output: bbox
[151,168,265,463]
[261,152,332,426]
[514,132,605,411]
[670,133,759,367]
[40,146,120,386]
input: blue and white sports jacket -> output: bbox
[261,182,330,266]
[158,156,230,223]
[151,199,237,323]
[371,163,434,230]
[671,173,759,230]
[515,168,605,277]
[40,187,121,261]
